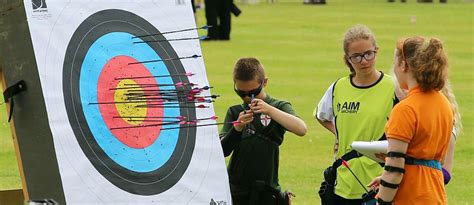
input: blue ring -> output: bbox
[80,32,179,172]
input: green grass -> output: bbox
[196,1,473,204]
[1,0,473,204]
[0,88,21,190]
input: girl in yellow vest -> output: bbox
[315,24,399,204]
[371,37,453,205]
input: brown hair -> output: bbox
[233,57,266,82]
[396,36,448,91]
[343,24,378,77]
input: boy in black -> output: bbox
[219,58,307,205]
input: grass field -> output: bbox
[1,0,473,204]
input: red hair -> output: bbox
[396,36,448,91]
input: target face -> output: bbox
[63,9,196,195]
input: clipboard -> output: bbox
[351,140,388,163]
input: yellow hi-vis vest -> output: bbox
[332,73,396,199]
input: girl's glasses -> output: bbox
[348,50,377,64]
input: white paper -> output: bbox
[351,140,388,163]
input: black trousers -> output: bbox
[232,192,276,205]
[334,194,364,205]
[205,0,232,40]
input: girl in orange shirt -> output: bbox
[371,36,453,205]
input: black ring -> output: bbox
[63,9,196,195]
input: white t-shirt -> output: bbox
[314,83,335,122]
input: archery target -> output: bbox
[63,9,196,195]
[23,0,231,203]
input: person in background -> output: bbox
[204,0,233,40]
[191,0,197,22]
[304,0,326,4]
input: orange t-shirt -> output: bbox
[385,86,453,205]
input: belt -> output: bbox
[405,157,442,171]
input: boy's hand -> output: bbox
[234,110,254,132]
[250,98,275,116]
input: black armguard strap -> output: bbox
[380,179,399,189]
[384,165,405,174]
[387,151,406,158]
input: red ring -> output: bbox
[97,55,163,148]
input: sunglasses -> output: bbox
[347,49,377,64]
[234,81,264,98]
